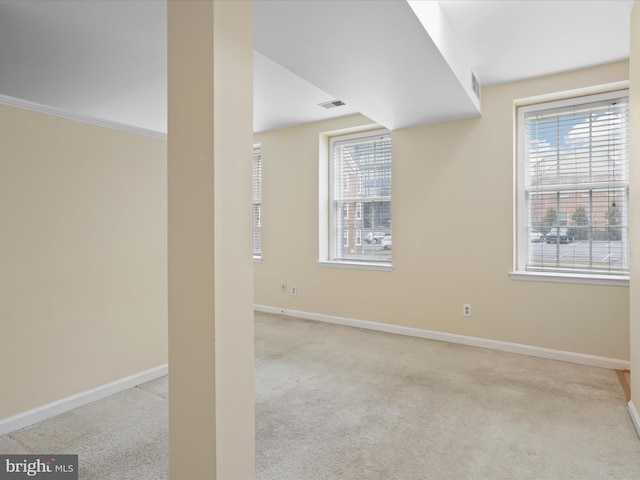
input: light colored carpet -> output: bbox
[2,312,640,479]
[255,313,640,479]
[0,377,168,479]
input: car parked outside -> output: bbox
[365,231,389,244]
[546,227,575,244]
[381,235,392,250]
[530,229,545,242]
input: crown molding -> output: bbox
[0,94,167,140]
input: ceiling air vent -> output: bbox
[471,72,480,99]
[318,100,346,109]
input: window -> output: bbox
[558,212,568,226]
[252,146,262,258]
[329,130,391,264]
[515,89,629,281]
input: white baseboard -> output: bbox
[0,364,168,437]
[629,401,640,438]
[254,305,630,371]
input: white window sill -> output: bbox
[253,256,262,263]
[317,261,394,272]
[509,271,628,287]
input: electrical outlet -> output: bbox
[281,283,287,293]
[290,284,297,296]
[463,304,471,317]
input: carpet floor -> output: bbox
[2,311,640,479]
[0,376,168,480]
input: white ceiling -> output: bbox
[438,0,633,85]
[254,0,482,131]
[0,0,634,134]
[0,0,166,131]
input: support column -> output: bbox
[167,1,255,478]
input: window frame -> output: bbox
[318,127,393,271]
[511,85,629,286]
[252,145,262,260]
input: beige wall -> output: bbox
[0,105,167,419]
[255,61,630,360]
[630,1,640,404]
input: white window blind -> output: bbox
[330,130,391,263]
[518,90,629,277]
[252,147,262,258]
